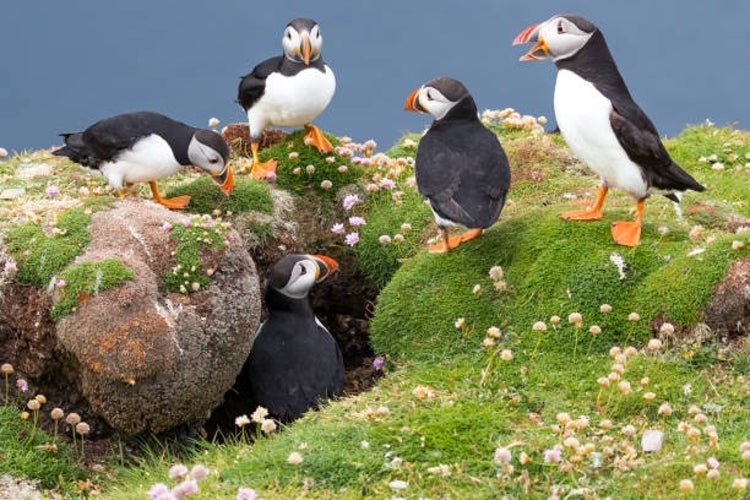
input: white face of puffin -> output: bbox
[277,258,319,299]
[272,254,339,300]
[282,21,323,65]
[515,15,594,62]
[188,135,226,174]
[413,86,457,121]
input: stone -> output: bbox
[641,429,665,452]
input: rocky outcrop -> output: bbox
[55,200,261,434]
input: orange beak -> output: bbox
[302,32,311,65]
[212,165,234,196]
[311,254,339,282]
[513,23,548,61]
[404,87,423,113]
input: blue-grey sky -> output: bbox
[1,1,748,152]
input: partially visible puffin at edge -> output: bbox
[513,14,705,247]
[405,77,511,253]
[53,111,233,209]
[237,18,336,180]
[240,254,343,423]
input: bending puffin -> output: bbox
[405,77,511,253]
[243,254,343,422]
[513,14,704,246]
[238,18,336,180]
[53,111,233,209]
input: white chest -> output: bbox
[100,134,182,188]
[250,66,336,130]
[554,69,647,199]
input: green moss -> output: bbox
[51,259,135,321]
[162,219,229,293]
[244,219,275,245]
[5,208,91,286]
[165,176,273,215]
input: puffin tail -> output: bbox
[654,161,705,202]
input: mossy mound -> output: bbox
[163,218,230,294]
[5,208,91,286]
[165,176,274,215]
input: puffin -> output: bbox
[242,254,343,422]
[404,77,511,253]
[237,18,336,180]
[53,111,233,209]
[513,14,705,246]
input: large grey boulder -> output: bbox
[56,200,261,434]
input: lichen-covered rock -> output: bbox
[56,200,261,434]
[705,257,750,336]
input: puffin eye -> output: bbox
[557,21,565,34]
[426,91,433,101]
[287,31,292,40]
[299,265,307,275]
[208,158,219,164]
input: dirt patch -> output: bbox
[221,124,288,157]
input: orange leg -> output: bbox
[149,181,190,210]
[249,142,278,180]
[428,228,484,254]
[560,185,608,221]
[303,123,334,154]
[611,200,644,247]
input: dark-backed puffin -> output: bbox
[238,18,336,180]
[242,254,343,422]
[513,14,704,246]
[53,111,233,209]
[405,77,511,253]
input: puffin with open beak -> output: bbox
[405,77,511,253]
[513,14,704,246]
[240,254,344,422]
[237,18,336,180]
[53,111,233,209]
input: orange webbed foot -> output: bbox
[304,123,334,154]
[156,195,191,210]
[250,159,278,180]
[611,220,642,247]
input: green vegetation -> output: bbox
[162,218,230,294]
[51,259,135,321]
[5,208,91,286]
[165,176,274,215]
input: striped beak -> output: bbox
[404,87,426,113]
[302,32,311,65]
[310,254,339,283]
[211,165,234,195]
[513,23,548,61]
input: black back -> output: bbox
[53,111,197,168]
[555,23,704,195]
[416,96,511,228]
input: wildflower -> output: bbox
[235,415,250,427]
[563,437,580,451]
[393,233,405,243]
[733,478,748,490]
[741,441,750,453]
[65,412,80,426]
[412,385,435,399]
[556,412,571,425]
[683,384,693,395]
[519,451,531,464]
[707,457,720,469]
[647,338,663,351]
[732,240,745,250]
[707,469,720,480]
[686,427,701,442]
[658,403,673,416]
[169,464,189,480]
[147,483,170,499]
[372,356,385,371]
[494,447,512,465]
[1,363,12,375]
[494,280,507,291]
[377,234,392,245]
[46,185,60,198]
[568,312,582,324]
[292,167,301,175]
[472,284,482,294]
[380,178,396,189]
[320,180,333,190]
[619,381,633,396]
[208,117,220,129]
[250,406,269,423]
[643,392,656,401]
[500,349,513,361]
[659,322,675,335]
[599,419,614,431]
[173,479,199,497]
[20,411,29,420]
[348,216,366,226]
[627,312,640,321]
[287,451,304,465]
[337,165,347,173]
[482,337,495,348]
[589,325,601,335]
[261,418,277,434]
[687,404,701,416]
[486,326,501,338]
[623,346,638,358]
[3,260,17,275]
[0,147,7,158]
[488,265,504,280]
[600,304,612,314]
[342,194,361,210]
[51,407,64,420]
[190,464,210,481]
[621,425,636,436]
[454,317,465,329]
[330,223,345,235]
[549,315,561,325]
[679,479,694,493]
[305,164,315,174]
[182,219,191,228]
[532,321,547,332]
[400,222,412,234]
[55,279,66,289]
[162,222,172,232]
[542,448,562,463]
[344,232,360,246]
[611,363,625,374]
[597,377,610,388]
[236,487,257,500]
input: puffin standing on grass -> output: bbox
[513,14,704,246]
[405,77,511,253]
[238,18,336,180]
[53,111,233,209]
[242,254,343,422]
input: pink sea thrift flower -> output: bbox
[55,279,66,289]
[236,488,257,500]
[189,464,210,481]
[162,222,172,232]
[172,479,199,498]
[543,448,562,463]
[16,379,28,392]
[46,185,60,198]
[348,216,366,226]
[331,223,345,235]
[182,219,191,228]
[373,356,385,371]
[3,260,17,275]
[147,483,171,499]
[343,194,361,210]
[345,232,360,247]
[168,464,189,480]
[380,178,396,189]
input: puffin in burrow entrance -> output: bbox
[53,111,233,209]
[513,14,705,247]
[237,18,336,180]
[240,254,343,422]
[405,77,511,253]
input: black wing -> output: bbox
[416,121,510,228]
[237,56,282,111]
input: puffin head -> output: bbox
[513,14,597,62]
[188,130,233,196]
[267,254,339,300]
[404,77,471,121]
[282,18,323,66]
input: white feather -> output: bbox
[555,69,648,200]
[99,134,182,189]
